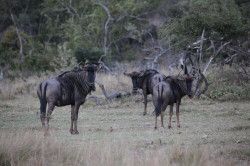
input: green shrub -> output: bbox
[74,47,103,64]
[206,67,250,101]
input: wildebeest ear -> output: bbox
[184,65,188,75]
[124,72,132,77]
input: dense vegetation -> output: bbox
[0,0,249,75]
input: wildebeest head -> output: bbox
[183,65,194,98]
[124,71,142,94]
[83,63,99,91]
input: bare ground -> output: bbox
[0,94,249,165]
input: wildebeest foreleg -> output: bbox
[73,104,80,134]
[143,94,147,116]
[176,102,180,128]
[70,105,75,134]
[70,104,80,134]
[168,105,173,129]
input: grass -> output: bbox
[0,68,249,165]
[0,95,249,165]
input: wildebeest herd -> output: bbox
[38,62,203,134]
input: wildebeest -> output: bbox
[152,66,194,129]
[124,69,166,115]
[37,63,98,134]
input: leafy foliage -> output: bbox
[0,0,249,76]
[159,0,249,50]
[74,47,103,64]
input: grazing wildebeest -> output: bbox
[124,69,166,115]
[152,66,194,129]
[37,63,98,134]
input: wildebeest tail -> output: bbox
[38,82,48,115]
[155,98,163,117]
[154,83,164,117]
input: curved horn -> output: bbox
[124,72,131,77]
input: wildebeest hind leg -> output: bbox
[155,116,157,130]
[168,105,173,129]
[160,112,164,128]
[176,102,180,128]
[70,105,75,134]
[40,112,46,129]
[45,103,55,135]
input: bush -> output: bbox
[160,0,247,49]
[206,67,250,101]
[74,47,103,64]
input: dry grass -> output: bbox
[0,130,236,166]
[0,68,249,165]
[0,75,47,100]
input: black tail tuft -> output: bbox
[39,83,48,116]
[155,98,163,117]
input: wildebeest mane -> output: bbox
[57,69,92,95]
[165,75,189,102]
[137,69,159,84]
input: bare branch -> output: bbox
[215,41,230,56]
[198,28,205,68]
[10,12,24,63]
[153,48,168,63]
[95,1,114,57]
[203,41,230,74]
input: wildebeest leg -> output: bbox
[160,104,168,128]
[143,94,147,116]
[155,115,157,129]
[168,105,173,129]
[40,112,46,129]
[176,101,180,128]
[70,105,75,134]
[46,103,55,134]
[161,112,164,128]
[73,104,81,134]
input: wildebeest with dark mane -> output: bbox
[124,69,166,115]
[152,66,194,129]
[37,63,98,134]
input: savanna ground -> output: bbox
[0,70,249,166]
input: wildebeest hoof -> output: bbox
[154,126,157,130]
[44,130,50,137]
[143,112,147,116]
[74,130,79,134]
[177,125,181,128]
[70,129,74,134]
[168,126,172,129]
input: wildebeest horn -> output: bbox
[184,65,188,75]
[124,72,131,77]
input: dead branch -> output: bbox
[153,48,168,63]
[10,12,24,63]
[95,81,131,104]
[195,71,209,97]
[95,1,114,57]
[203,41,230,74]
[87,95,102,105]
[198,29,205,68]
